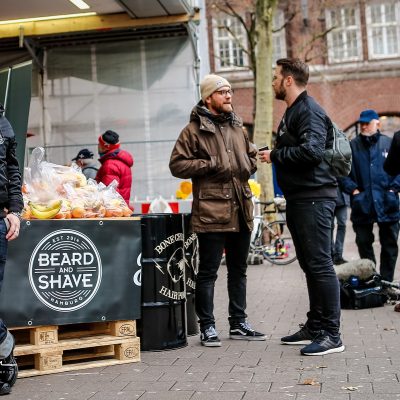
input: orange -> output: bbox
[105,209,114,218]
[112,209,123,217]
[54,211,65,219]
[21,208,32,220]
[71,207,85,218]
[122,207,132,217]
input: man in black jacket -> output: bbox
[259,58,344,356]
[0,104,22,394]
[384,130,400,176]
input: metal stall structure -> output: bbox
[0,0,210,200]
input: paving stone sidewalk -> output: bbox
[11,223,400,400]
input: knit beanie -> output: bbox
[200,74,231,102]
[98,130,120,152]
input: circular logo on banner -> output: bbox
[29,229,102,312]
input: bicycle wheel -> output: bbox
[262,220,297,265]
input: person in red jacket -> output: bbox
[95,130,133,205]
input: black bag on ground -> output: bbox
[340,276,387,309]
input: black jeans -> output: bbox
[353,221,399,282]
[195,229,251,330]
[286,199,341,336]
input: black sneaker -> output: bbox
[0,334,18,395]
[229,321,266,341]
[281,325,320,345]
[200,326,221,347]
[300,332,345,356]
[0,382,11,396]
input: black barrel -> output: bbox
[183,214,199,336]
[137,214,187,351]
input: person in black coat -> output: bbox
[384,131,400,176]
[342,110,400,283]
[0,104,22,395]
[259,58,344,357]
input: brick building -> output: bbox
[205,0,400,138]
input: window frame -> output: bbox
[365,1,400,59]
[325,6,363,64]
[212,15,248,71]
[272,9,287,63]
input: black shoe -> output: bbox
[333,256,348,265]
[229,321,266,341]
[0,333,17,394]
[200,326,221,347]
[0,383,11,396]
[300,331,345,356]
[281,325,320,345]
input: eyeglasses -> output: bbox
[215,89,234,97]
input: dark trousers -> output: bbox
[353,221,399,282]
[195,229,251,330]
[0,219,8,345]
[286,199,341,336]
[332,205,348,259]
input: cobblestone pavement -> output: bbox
[11,223,400,400]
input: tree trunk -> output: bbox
[253,0,277,208]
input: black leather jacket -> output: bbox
[0,105,23,218]
[270,91,337,201]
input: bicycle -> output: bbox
[250,197,297,265]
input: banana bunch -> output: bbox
[29,199,62,219]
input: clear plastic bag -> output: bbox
[149,196,173,213]
[100,180,132,217]
[64,180,105,218]
[24,147,87,203]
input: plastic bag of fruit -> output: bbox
[100,180,132,217]
[24,147,87,202]
[63,180,105,218]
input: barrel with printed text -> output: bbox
[138,214,187,351]
[183,214,199,336]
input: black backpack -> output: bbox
[324,122,352,177]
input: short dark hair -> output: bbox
[276,58,309,87]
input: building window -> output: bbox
[213,16,247,70]
[273,9,287,63]
[366,2,400,59]
[326,6,362,63]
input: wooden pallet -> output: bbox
[9,320,140,378]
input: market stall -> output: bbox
[0,148,198,375]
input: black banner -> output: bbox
[0,219,142,327]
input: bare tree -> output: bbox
[211,0,280,204]
[210,0,336,204]
[252,0,277,205]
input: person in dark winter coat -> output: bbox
[259,58,344,357]
[72,148,98,180]
[332,183,350,265]
[0,105,22,395]
[341,110,400,282]
[96,130,133,205]
[384,130,400,176]
[170,74,265,347]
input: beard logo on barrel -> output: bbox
[29,229,102,312]
[153,232,186,300]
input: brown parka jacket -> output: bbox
[169,103,257,233]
